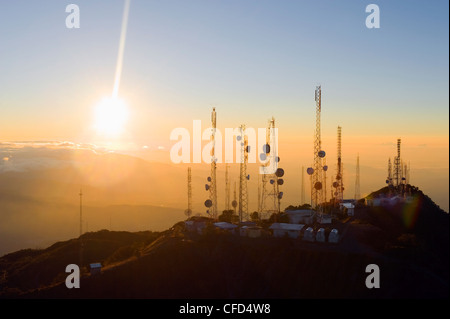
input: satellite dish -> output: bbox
[246,145,251,153]
[402,177,406,180]
[263,144,270,154]
[207,176,212,182]
[184,209,192,217]
[307,167,314,175]
[314,182,322,190]
[323,165,328,171]
[270,179,275,184]
[278,193,283,199]
[336,175,341,180]
[246,175,250,180]
[260,153,267,161]
[204,199,213,208]
[318,150,326,158]
[277,179,284,185]
[386,180,389,184]
[237,135,242,141]
[205,184,210,191]
[241,142,244,147]
[275,168,284,177]
[232,200,237,208]
[276,156,280,163]
[341,187,345,191]
[332,182,338,188]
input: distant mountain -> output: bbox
[0,144,196,255]
[1,186,448,299]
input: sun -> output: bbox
[94,97,129,136]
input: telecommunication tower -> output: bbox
[312,86,325,209]
[393,138,402,187]
[259,118,284,218]
[333,126,344,203]
[225,164,230,211]
[238,125,249,222]
[301,166,306,205]
[204,108,218,219]
[185,167,192,218]
[386,158,393,186]
[355,154,360,200]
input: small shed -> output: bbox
[239,226,248,237]
[319,214,332,224]
[247,226,262,238]
[329,229,339,243]
[214,222,238,233]
[89,263,102,275]
[303,227,315,242]
[340,203,355,216]
[316,228,326,242]
[185,218,208,234]
[269,223,304,239]
[285,210,314,224]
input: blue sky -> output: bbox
[0,0,448,210]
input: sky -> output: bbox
[0,1,448,210]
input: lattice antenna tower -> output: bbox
[301,166,306,205]
[355,154,360,200]
[334,126,344,203]
[225,164,230,211]
[259,118,279,219]
[209,107,218,218]
[387,158,393,186]
[238,125,249,222]
[185,167,192,218]
[393,138,402,187]
[312,86,324,208]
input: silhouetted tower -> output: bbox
[185,167,192,218]
[225,164,230,211]
[238,125,249,222]
[79,189,83,270]
[406,161,410,185]
[232,181,237,214]
[386,158,393,186]
[260,118,282,218]
[334,126,344,203]
[312,86,324,209]
[393,138,402,187]
[323,158,328,203]
[79,189,83,237]
[355,154,360,200]
[301,166,306,205]
[209,108,218,218]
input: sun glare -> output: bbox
[94,97,129,136]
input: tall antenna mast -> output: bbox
[79,189,83,237]
[393,138,401,187]
[260,117,283,219]
[225,164,230,211]
[185,167,192,218]
[312,86,324,209]
[238,124,249,222]
[355,154,360,200]
[301,166,305,205]
[207,107,218,219]
[334,126,344,203]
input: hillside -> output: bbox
[0,186,448,299]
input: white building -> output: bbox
[340,203,355,216]
[316,228,326,242]
[269,223,304,239]
[329,229,339,243]
[303,227,315,242]
[214,222,238,233]
[285,210,314,224]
